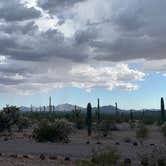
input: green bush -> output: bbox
[33,119,73,142]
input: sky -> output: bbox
[0,0,166,109]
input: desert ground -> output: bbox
[0,122,165,166]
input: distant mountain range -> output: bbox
[20,103,160,114]
[20,103,84,112]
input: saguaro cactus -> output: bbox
[72,105,81,129]
[49,96,52,112]
[30,104,33,112]
[97,98,101,124]
[161,97,165,124]
[130,110,133,121]
[115,102,119,116]
[87,103,92,136]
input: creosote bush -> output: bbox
[33,119,73,142]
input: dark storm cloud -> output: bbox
[0,0,41,21]
[89,0,166,62]
[0,21,89,62]
[74,28,98,45]
[38,0,85,13]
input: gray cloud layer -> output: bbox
[0,0,165,94]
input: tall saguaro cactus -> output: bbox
[49,96,52,112]
[130,110,133,121]
[97,98,101,124]
[115,102,119,116]
[87,103,92,136]
[161,97,165,124]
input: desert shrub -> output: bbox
[77,150,120,166]
[74,119,85,130]
[16,117,30,132]
[161,122,166,137]
[98,120,111,137]
[143,117,155,125]
[33,119,73,142]
[129,121,136,129]
[91,150,120,166]
[136,123,149,141]
[138,146,166,166]
[76,160,95,166]
[0,105,20,132]
[109,120,119,131]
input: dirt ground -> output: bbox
[0,123,164,166]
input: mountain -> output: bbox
[55,104,83,111]
[20,104,160,114]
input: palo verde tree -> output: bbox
[161,97,165,124]
[87,103,92,136]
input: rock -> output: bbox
[64,156,70,161]
[115,142,120,145]
[10,154,18,158]
[96,141,102,145]
[124,158,131,165]
[49,156,57,160]
[40,154,45,160]
[141,158,149,166]
[4,137,8,141]
[150,143,155,146]
[23,154,34,159]
[86,141,90,144]
[133,142,138,146]
[124,137,131,143]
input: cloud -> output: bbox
[1,0,165,95]
[0,62,145,94]
[0,0,41,21]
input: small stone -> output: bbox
[133,142,138,146]
[64,156,70,161]
[40,154,45,160]
[10,154,18,158]
[86,141,90,144]
[23,154,34,159]
[49,156,57,160]
[150,143,155,146]
[124,158,131,165]
[115,142,120,145]
[141,158,149,166]
[96,141,102,145]
[4,137,8,141]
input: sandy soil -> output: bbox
[0,123,164,166]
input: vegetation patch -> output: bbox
[33,119,73,142]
